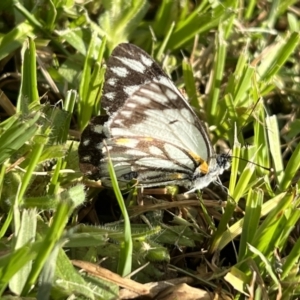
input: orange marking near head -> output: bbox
[189,152,205,165]
[188,152,209,174]
[199,161,209,174]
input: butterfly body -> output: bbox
[78,43,230,192]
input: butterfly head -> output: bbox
[216,153,232,170]
[189,154,231,193]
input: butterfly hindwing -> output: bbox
[106,82,212,166]
[99,137,196,188]
[78,115,108,179]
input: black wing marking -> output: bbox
[102,43,168,115]
[78,115,108,178]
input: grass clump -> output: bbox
[0,0,300,299]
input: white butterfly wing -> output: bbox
[79,43,229,190]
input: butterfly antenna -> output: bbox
[231,155,273,172]
[236,97,263,138]
[225,98,272,172]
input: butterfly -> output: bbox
[78,43,230,193]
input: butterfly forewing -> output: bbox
[79,43,229,191]
[102,43,180,115]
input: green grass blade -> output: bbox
[168,4,232,50]
[17,38,39,113]
[228,126,241,196]
[49,248,96,299]
[253,102,270,175]
[231,160,256,201]
[279,140,300,191]
[210,161,255,253]
[207,27,227,121]
[106,144,132,277]
[78,35,106,130]
[182,57,199,109]
[9,209,37,295]
[0,111,41,165]
[266,115,284,185]
[37,242,60,300]
[238,189,263,261]
[0,22,34,61]
[217,191,288,251]
[22,185,85,295]
[156,21,175,62]
[0,244,37,295]
[99,0,149,48]
[281,218,300,279]
[153,0,178,38]
[248,244,280,287]
[250,191,294,259]
[261,32,300,82]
